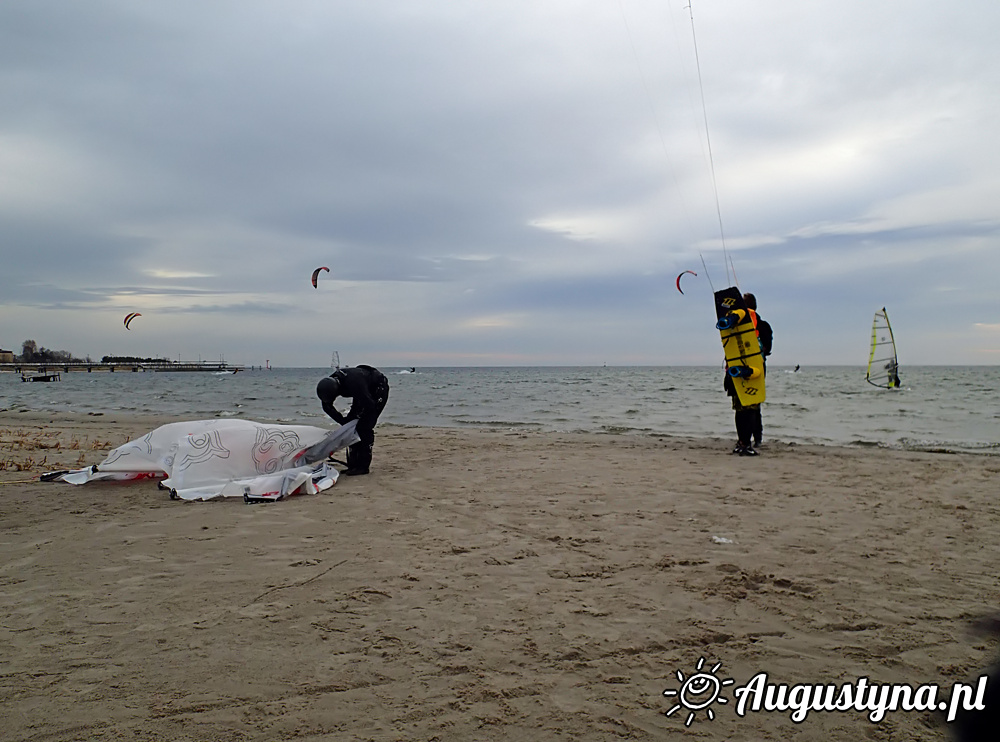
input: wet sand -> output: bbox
[1,411,997,741]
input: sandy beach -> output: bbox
[1,410,997,741]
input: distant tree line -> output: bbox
[12,340,172,366]
[17,340,86,363]
[101,355,174,365]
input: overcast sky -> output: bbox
[1,0,997,368]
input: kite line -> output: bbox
[685,1,732,287]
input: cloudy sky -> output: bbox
[1,0,997,368]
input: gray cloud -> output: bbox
[2,0,998,365]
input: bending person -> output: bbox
[316,365,390,475]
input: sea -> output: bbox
[1,366,998,455]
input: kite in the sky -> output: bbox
[311,266,330,288]
[124,312,142,330]
[675,270,698,295]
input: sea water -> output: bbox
[1,366,998,455]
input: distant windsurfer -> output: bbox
[726,293,772,455]
[316,365,390,476]
[865,308,899,389]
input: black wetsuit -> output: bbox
[321,365,390,473]
[753,316,772,445]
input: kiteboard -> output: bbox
[714,286,766,406]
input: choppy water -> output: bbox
[2,366,998,454]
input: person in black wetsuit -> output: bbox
[726,292,772,455]
[886,359,901,388]
[316,365,390,475]
[950,612,1000,741]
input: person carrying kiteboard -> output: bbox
[316,364,390,476]
[724,292,772,455]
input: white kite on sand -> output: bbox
[46,419,359,502]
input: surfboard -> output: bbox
[714,286,766,406]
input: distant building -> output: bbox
[0,349,14,363]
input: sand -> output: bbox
[1,411,997,741]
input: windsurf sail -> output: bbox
[866,308,900,388]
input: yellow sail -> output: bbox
[866,308,899,388]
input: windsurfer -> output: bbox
[866,308,899,389]
[886,360,901,388]
[316,365,390,476]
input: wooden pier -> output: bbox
[1,362,245,375]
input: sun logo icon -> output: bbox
[663,657,735,725]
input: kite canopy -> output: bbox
[124,312,141,330]
[311,266,330,288]
[46,419,359,501]
[675,270,697,294]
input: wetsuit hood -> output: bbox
[316,376,341,402]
